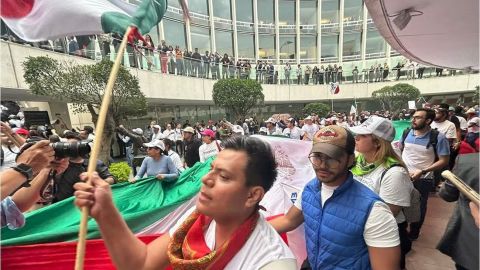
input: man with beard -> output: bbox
[399,108,450,240]
[270,126,400,270]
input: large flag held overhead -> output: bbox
[0,0,167,42]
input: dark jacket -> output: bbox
[116,127,148,156]
[437,153,479,270]
[184,137,202,168]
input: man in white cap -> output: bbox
[182,126,202,168]
[282,118,304,140]
[116,125,148,175]
[301,115,319,141]
[151,125,163,141]
[264,118,283,135]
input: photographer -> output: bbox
[52,133,114,203]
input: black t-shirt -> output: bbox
[184,138,202,167]
[53,159,113,202]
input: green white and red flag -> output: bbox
[0,0,167,42]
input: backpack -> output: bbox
[380,164,421,223]
[400,128,439,161]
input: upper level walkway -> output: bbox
[1,41,478,105]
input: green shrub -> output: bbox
[109,162,132,183]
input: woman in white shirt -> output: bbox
[163,138,184,173]
[349,116,413,270]
[198,129,222,162]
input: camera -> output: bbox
[24,138,91,158]
[50,142,91,158]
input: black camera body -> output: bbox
[23,138,91,159]
[50,142,91,158]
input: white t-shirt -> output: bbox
[174,128,183,141]
[152,131,164,141]
[457,115,468,130]
[294,183,400,247]
[431,120,457,139]
[282,126,304,140]
[163,129,176,141]
[267,127,283,136]
[354,165,413,223]
[199,141,221,162]
[167,150,184,172]
[301,124,319,141]
[1,145,19,172]
[169,207,297,270]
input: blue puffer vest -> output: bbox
[302,173,382,270]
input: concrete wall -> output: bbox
[1,41,478,106]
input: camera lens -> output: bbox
[50,142,91,158]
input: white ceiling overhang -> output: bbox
[365,0,479,70]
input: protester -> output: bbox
[349,116,414,269]
[301,116,319,141]
[282,118,304,140]
[182,126,202,168]
[437,153,479,270]
[270,126,400,269]
[264,118,283,136]
[399,108,450,240]
[116,125,148,175]
[163,138,184,173]
[73,136,297,269]
[458,117,479,154]
[198,129,222,162]
[133,140,178,182]
[53,133,114,203]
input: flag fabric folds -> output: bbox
[0,0,167,42]
[1,159,211,246]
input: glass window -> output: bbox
[366,30,385,54]
[321,0,339,24]
[344,0,363,22]
[258,0,274,24]
[215,31,233,56]
[189,0,209,15]
[163,20,186,49]
[300,0,317,25]
[237,33,255,58]
[321,35,338,58]
[213,0,231,19]
[300,35,316,59]
[258,35,275,60]
[191,26,211,52]
[343,32,361,56]
[236,0,253,22]
[279,0,295,25]
[279,36,295,59]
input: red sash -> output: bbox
[168,210,258,270]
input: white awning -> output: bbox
[365,0,479,70]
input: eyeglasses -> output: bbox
[308,153,341,169]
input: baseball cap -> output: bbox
[466,108,476,114]
[348,116,396,142]
[153,125,161,129]
[15,128,29,136]
[132,128,143,135]
[305,116,313,121]
[312,126,355,160]
[200,129,216,138]
[183,126,195,134]
[264,117,276,124]
[143,140,165,151]
[232,125,245,135]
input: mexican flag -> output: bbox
[0,0,167,42]
[2,136,315,269]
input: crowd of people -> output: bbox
[1,101,479,269]
[1,29,467,86]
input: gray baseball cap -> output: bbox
[348,116,396,142]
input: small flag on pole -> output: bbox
[350,104,357,115]
[329,82,340,94]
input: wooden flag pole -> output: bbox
[74,26,133,270]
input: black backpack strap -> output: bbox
[380,164,404,183]
[399,128,411,152]
[427,129,439,161]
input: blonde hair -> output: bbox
[371,135,406,168]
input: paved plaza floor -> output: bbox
[406,194,456,270]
